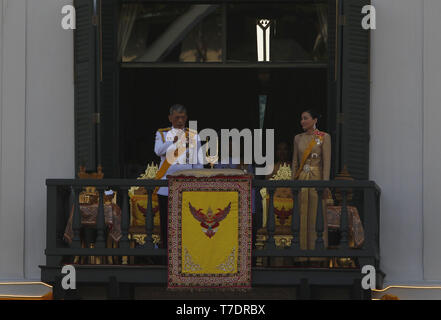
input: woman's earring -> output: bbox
[313,124,317,130]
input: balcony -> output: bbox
[40,178,382,300]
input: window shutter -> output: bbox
[74,0,97,172]
[99,0,119,178]
[340,0,371,180]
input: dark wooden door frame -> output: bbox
[74,0,370,180]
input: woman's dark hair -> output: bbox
[302,109,321,120]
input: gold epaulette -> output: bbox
[158,127,171,143]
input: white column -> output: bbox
[0,0,27,280]
[370,0,424,284]
[423,0,441,281]
[24,0,74,279]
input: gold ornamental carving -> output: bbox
[129,162,159,196]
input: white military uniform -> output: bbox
[154,126,203,196]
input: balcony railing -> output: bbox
[41,178,381,299]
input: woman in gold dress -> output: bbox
[292,110,331,254]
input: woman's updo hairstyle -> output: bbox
[303,109,322,125]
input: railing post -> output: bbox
[375,189,380,256]
[144,187,155,249]
[72,186,82,249]
[253,187,263,248]
[46,185,61,266]
[266,187,276,249]
[363,187,376,253]
[290,188,300,249]
[119,187,130,248]
[340,190,349,248]
[95,188,106,248]
[315,188,325,250]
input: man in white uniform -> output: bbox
[154,104,203,249]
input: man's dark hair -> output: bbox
[169,104,187,115]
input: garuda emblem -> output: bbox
[137,203,159,217]
[188,202,232,238]
[274,206,292,226]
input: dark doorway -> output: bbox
[119,67,327,178]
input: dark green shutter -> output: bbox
[74,0,97,172]
[340,0,371,180]
[99,0,119,178]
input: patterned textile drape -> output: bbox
[167,175,252,290]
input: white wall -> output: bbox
[24,0,74,279]
[0,0,74,280]
[423,0,441,281]
[371,0,441,284]
[370,0,424,283]
[0,0,27,280]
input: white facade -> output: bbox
[0,0,74,280]
[370,0,425,284]
[371,0,441,285]
[0,0,440,290]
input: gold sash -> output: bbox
[154,129,194,194]
[294,133,324,180]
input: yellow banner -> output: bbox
[263,195,294,227]
[274,197,294,227]
[130,194,160,227]
[181,191,239,274]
